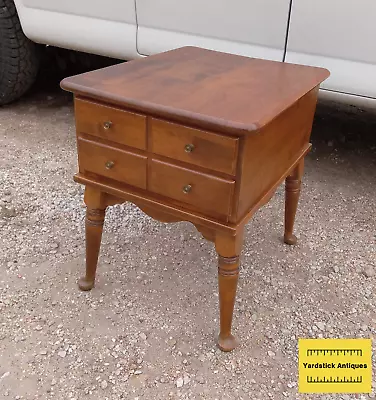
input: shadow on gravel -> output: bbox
[312,100,376,159]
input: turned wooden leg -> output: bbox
[215,230,244,352]
[284,159,304,245]
[78,187,107,291]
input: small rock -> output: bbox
[267,350,276,357]
[0,206,16,218]
[134,370,142,375]
[361,324,368,332]
[58,350,67,358]
[363,266,374,278]
[101,380,108,389]
[40,350,48,355]
[176,377,184,388]
[333,265,340,273]
[183,375,190,385]
[176,341,191,356]
[167,338,177,347]
[139,333,147,341]
[0,371,10,380]
[196,375,205,384]
[316,322,325,331]
[35,325,43,331]
[51,379,57,386]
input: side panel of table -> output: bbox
[232,87,319,223]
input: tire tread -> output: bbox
[0,0,40,105]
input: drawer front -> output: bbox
[78,138,147,189]
[150,119,238,175]
[75,98,147,150]
[149,159,235,217]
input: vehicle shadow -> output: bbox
[311,99,376,158]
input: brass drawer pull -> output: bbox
[105,161,115,169]
[103,121,112,130]
[183,184,192,194]
[184,143,195,153]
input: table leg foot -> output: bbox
[79,187,107,292]
[217,333,238,352]
[217,255,239,352]
[215,228,244,353]
[284,233,297,245]
[78,277,95,291]
[284,160,304,246]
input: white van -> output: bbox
[1,0,375,107]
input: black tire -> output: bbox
[0,0,40,105]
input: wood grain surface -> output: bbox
[61,46,329,136]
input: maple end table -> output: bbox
[61,46,329,351]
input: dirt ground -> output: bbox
[0,62,376,400]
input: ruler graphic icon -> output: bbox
[307,376,363,384]
[307,349,363,357]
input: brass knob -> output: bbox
[182,184,192,194]
[103,121,112,130]
[105,161,115,169]
[184,144,195,153]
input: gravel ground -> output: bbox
[0,66,376,400]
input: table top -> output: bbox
[61,46,329,136]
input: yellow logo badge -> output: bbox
[299,338,372,393]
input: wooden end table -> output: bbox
[61,47,329,352]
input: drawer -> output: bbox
[75,98,146,150]
[78,138,147,189]
[149,159,235,217]
[150,119,238,175]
